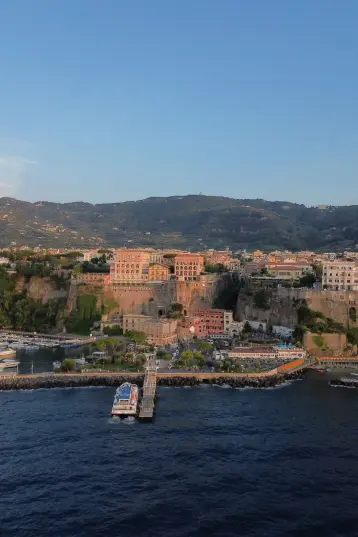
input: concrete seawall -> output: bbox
[0,370,305,391]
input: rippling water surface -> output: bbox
[1,373,358,537]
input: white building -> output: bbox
[272,325,293,338]
[228,346,305,361]
[226,321,244,337]
[322,261,358,291]
[223,311,234,332]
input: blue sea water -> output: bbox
[1,373,358,537]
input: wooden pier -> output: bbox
[138,354,157,420]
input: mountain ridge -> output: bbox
[0,195,357,251]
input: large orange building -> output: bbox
[121,314,177,345]
[175,254,204,281]
[177,315,208,339]
[148,263,170,281]
[110,249,150,283]
[193,309,233,334]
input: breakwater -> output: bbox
[0,371,305,391]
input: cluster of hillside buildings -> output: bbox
[102,308,242,346]
[4,245,358,345]
[5,243,358,292]
[101,306,295,347]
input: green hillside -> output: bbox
[0,195,357,251]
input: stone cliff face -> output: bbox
[236,287,358,329]
[17,276,68,303]
[236,287,300,327]
[70,275,220,317]
[304,290,358,328]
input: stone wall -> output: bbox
[236,287,358,329]
[236,287,301,327]
[303,290,358,328]
[303,331,347,355]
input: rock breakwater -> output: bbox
[0,371,304,391]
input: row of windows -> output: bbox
[117,264,141,269]
[176,261,201,265]
[325,272,352,277]
[325,266,354,270]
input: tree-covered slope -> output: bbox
[0,195,357,251]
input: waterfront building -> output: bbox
[175,254,204,281]
[142,318,178,345]
[109,249,151,283]
[192,309,233,334]
[121,314,177,345]
[177,315,208,339]
[322,260,358,291]
[228,345,306,361]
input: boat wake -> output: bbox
[108,416,136,425]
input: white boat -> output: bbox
[75,355,86,366]
[111,383,139,417]
[0,359,19,375]
[24,345,40,352]
[0,347,16,357]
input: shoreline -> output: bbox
[0,370,305,391]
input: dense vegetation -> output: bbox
[2,195,358,250]
[0,266,67,331]
[65,294,101,334]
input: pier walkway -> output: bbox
[139,355,157,420]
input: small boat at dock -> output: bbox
[0,346,16,358]
[111,382,139,418]
[0,358,19,375]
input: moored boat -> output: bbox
[111,382,139,417]
[0,358,19,375]
[0,346,16,358]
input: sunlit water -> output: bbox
[1,372,357,537]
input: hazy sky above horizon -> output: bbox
[0,0,357,206]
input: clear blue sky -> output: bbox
[0,0,357,206]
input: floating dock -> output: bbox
[138,354,157,420]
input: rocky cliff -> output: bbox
[16,275,69,303]
[236,287,358,329]
[69,275,220,318]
